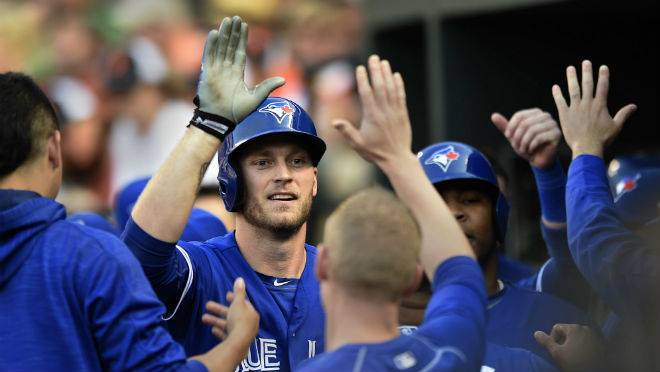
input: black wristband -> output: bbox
[187,108,236,140]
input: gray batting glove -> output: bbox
[197,16,285,123]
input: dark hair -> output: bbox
[0,72,59,177]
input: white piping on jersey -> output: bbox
[536,260,550,292]
[415,333,467,372]
[487,280,506,310]
[352,347,368,372]
[162,245,194,321]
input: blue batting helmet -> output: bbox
[217,97,326,212]
[608,154,660,229]
[417,141,509,240]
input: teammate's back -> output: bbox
[0,191,195,370]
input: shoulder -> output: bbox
[505,283,587,317]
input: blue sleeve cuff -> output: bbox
[431,256,486,299]
[532,159,567,223]
[567,154,610,193]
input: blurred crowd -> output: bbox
[0,0,374,241]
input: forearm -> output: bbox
[378,152,475,279]
[191,335,251,372]
[132,126,221,242]
[532,159,567,228]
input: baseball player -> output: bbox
[122,16,327,370]
[296,54,486,372]
[550,60,658,371]
[0,72,259,371]
[416,141,591,363]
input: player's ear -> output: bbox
[315,243,329,281]
[47,130,62,170]
[312,167,318,197]
[402,263,424,297]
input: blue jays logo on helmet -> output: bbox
[258,101,295,124]
[424,145,460,172]
[613,174,640,202]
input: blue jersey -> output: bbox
[515,224,595,312]
[487,282,590,363]
[483,343,558,372]
[123,219,325,371]
[0,190,203,372]
[297,257,487,372]
[566,155,660,371]
[398,328,557,372]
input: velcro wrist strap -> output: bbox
[187,108,236,140]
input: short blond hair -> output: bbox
[323,186,421,302]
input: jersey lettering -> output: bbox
[236,338,280,371]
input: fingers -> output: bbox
[202,30,219,67]
[253,76,286,101]
[490,113,509,134]
[566,65,581,104]
[205,300,229,317]
[528,127,561,154]
[506,108,539,138]
[581,60,594,100]
[212,327,227,340]
[368,55,387,103]
[355,65,376,109]
[612,103,637,127]
[226,291,235,304]
[232,277,247,301]
[332,119,365,152]
[380,60,397,105]
[225,16,243,64]
[202,313,227,329]
[519,119,555,154]
[509,110,549,149]
[393,72,407,109]
[549,323,570,344]
[534,330,554,349]
[216,17,232,63]
[594,65,610,105]
[552,84,568,113]
[234,22,248,69]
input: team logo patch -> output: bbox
[614,174,640,202]
[425,145,460,172]
[258,101,295,124]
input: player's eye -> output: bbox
[253,159,271,168]
[290,158,308,167]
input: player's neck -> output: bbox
[324,285,400,352]
[484,255,500,296]
[234,219,308,278]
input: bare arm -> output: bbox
[332,55,474,280]
[131,16,284,242]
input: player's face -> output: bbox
[437,183,496,260]
[238,137,318,235]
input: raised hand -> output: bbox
[552,60,636,158]
[534,323,606,372]
[332,55,412,166]
[202,278,259,349]
[197,16,285,122]
[491,108,561,169]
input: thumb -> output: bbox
[490,113,509,134]
[332,118,363,149]
[253,76,286,101]
[534,330,557,353]
[233,277,247,302]
[612,103,637,127]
